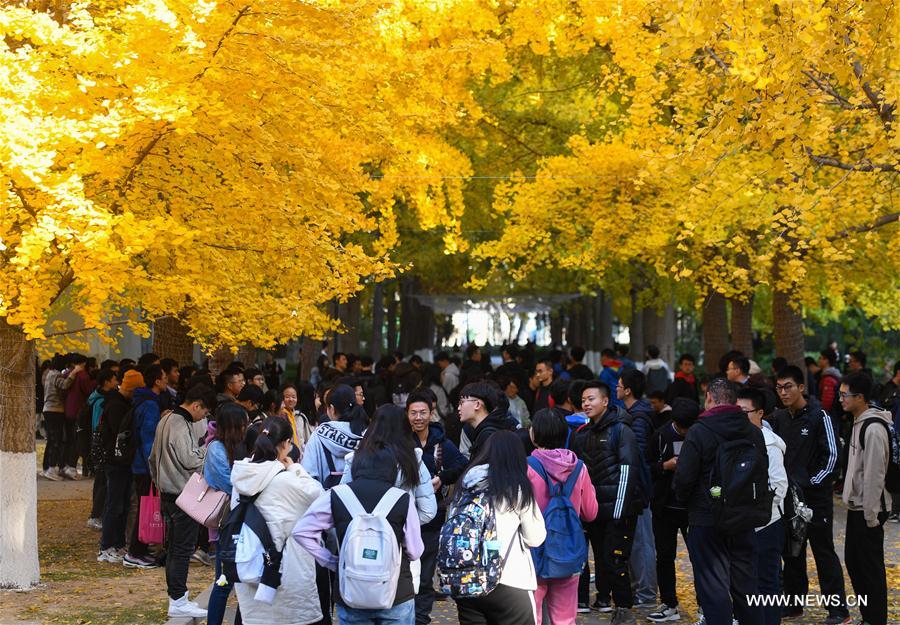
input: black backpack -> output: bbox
[859,418,900,493]
[700,422,773,534]
[113,407,136,464]
[219,491,284,588]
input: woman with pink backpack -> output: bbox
[527,408,598,625]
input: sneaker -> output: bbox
[167,592,207,618]
[41,468,63,481]
[888,512,899,523]
[123,553,158,569]
[62,466,82,480]
[611,608,637,625]
[822,616,852,625]
[191,549,213,566]
[86,518,102,531]
[692,617,705,625]
[592,598,614,613]
[577,603,592,613]
[97,547,123,563]
[647,604,680,622]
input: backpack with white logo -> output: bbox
[859,418,900,493]
[527,457,588,578]
[333,484,405,610]
[438,488,513,598]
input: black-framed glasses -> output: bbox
[775,383,796,392]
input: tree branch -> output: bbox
[704,47,730,72]
[828,212,900,241]
[805,148,897,172]
[195,5,252,80]
[844,35,894,132]
[43,319,131,338]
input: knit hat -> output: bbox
[120,369,145,394]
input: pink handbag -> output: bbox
[138,482,165,544]
[176,472,230,528]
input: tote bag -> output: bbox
[176,472,230,528]
[139,482,165,545]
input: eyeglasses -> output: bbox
[741,408,762,415]
[459,397,480,405]
[775,383,796,392]
[839,391,861,399]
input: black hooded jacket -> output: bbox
[673,404,767,527]
[467,401,517,461]
[570,405,644,521]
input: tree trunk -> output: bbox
[594,291,613,351]
[207,347,234,376]
[386,281,398,354]
[371,283,384,360]
[773,290,805,369]
[702,292,730,374]
[338,296,361,355]
[730,296,754,358]
[658,303,677,367]
[549,308,563,347]
[237,345,257,368]
[151,317,195,365]
[629,291,645,358]
[298,336,319,384]
[642,307,659,356]
[0,320,40,588]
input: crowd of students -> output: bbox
[37,342,899,625]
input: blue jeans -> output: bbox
[337,599,415,625]
[207,547,240,625]
[629,509,657,604]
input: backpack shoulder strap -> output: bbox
[332,484,367,517]
[526,456,550,484]
[859,417,889,451]
[562,460,583,498]
[372,486,406,517]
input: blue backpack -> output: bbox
[527,457,588,578]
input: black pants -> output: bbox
[415,525,441,625]
[585,516,636,608]
[652,507,688,608]
[42,411,75,470]
[754,519,784,625]
[101,464,132,550]
[77,410,93,476]
[91,463,107,518]
[782,515,848,617]
[161,495,201,600]
[686,525,763,625]
[845,510,887,625]
[455,583,535,625]
[129,474,152,558]
[316,562,333,625]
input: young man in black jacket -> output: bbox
[646,398,699,622]
[673,377,766,625]
[772,366,849,624]
[570,380,643,625]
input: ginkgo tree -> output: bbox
[474,0,899,368]
[0,0,507,588]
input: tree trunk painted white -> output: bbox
[0,451,40,588]
[0,320,40,588]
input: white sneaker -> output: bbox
[42,468,63,481]
[62,466,82,480]
[97,547,123,563]
[647,604,680,622]
[167,592,207,618]
[86,518,102,531]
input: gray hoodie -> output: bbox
[842,406,894,526]
[300,421,363,487]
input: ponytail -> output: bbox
[251,417,292,463]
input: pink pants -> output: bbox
[534,575,580,625]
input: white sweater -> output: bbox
[758,428,788,530]
[462,465,547,591]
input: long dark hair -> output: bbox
[297,381,318,426]
[251,417,293,463]
[463,431,534,511]
[260,389,283,417]
[328,384,368,435]
[354,404,419,489]
[216,403,249,464]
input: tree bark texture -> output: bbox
[151,317,195,365]
[629,291,645,358]
[398,276,435,354]
[0,320,40,588]
[386,281,398,353]
[730,296,754,358]
[594,291,613,351]
[702,292,730,374]
[371,283,384,360]
[773,289,805,369]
